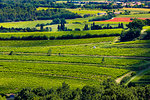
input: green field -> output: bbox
[0,31,150,93]
[67,9,106,16]
[0,29,123,38]
[116,14,150,18]
[0,20,52,28]
[0,42,149,57]
[0,60,128,93]
[0,37,116,47]
[0,6,150,94]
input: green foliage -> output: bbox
[120,76,131,85]
[143,29,150,40]
[51,18,66,25]
[0,29,123,40]
[0,4,81,22]
[14,82,150,100]
[126,19,145,30]
[0,95,6,100]
[83,24,89,30]
[0,37,116,47]
[89,12,115,21]
[120,28,141,42]
[47,49,52,56]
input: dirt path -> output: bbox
[115,71,133,84]
[125,66,150,86]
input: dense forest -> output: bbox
[0,3,81,22]
[0,0,80,8]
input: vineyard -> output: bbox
[0,29,123,38]
[0,34,150,93]
[0,3,150,96]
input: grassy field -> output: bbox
[67,9,106,16]
[36,7,56,11]
[122,8,150,12]
[116,14,150,18]
[0,20,52,28]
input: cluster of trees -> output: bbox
[0,0,80,8]
[0,4,81,22]
[120,19,150,42]
[0,26,40,32]
[89,12,116,21]
[36,18,66,27]
[0,33,120,40]
[83,23,124,31]
[13,79,150,100]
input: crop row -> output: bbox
[115,40,150,44]
[0,55,144,69]
[1,44,150,57]
[117,14,150,18]
[0,61,128,80]
[0,72,98,93]
[0,29,123,38]
[0,61,129,93]
[0,37,115,47]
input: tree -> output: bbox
[120,23,124,28]
[40,24,44,31]
[120,28,141,42]
[83,24,89,30]
[101,57,105,63]
[58,25,60,31]
[47,49,52,56]
[126,19,145,30]
[9,51,13,55]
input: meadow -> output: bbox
[0,20,52,28]
[67,8,106,16]
[122,8,150,13]
[116,14,150,18]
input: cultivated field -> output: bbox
[0,33,150,93]
[0,29,123,38]
[0,4,150,94]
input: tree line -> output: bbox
[1,79,149,100]
[0,33,120,40]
